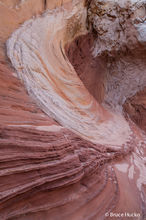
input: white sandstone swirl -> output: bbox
[7,0,131,147]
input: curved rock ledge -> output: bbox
[0,0,145,219]
[7,0,132,147]
[0,60,145,219]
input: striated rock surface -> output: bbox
[6,1,132,147]
[0,0,146,219]
[1,60,145,219]
[65,33,106,104]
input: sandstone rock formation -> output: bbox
[87,0,146,110]
[124,88,146,132]
[0,0,146,219]
[0,0,71,59]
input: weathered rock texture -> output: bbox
[124,88,146,132]
[1,60,145,219]
[7,1,132,147]
[87,0,146,111]
[0,0,72,59]
[0,0,44,59]
[65,33,106,104]
[0,0,146,219]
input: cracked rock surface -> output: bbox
[87,0,146,112]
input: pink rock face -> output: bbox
[65,33,106,104]
[66,29,146,220]
[6,1,132,147]
[0,61,139,220]
[0,0,146,219]
[124,88,146,133]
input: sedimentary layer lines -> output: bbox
[7,0,131,146]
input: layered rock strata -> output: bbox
[0,0,145,219]
[1,61,145,219]
[7,1,132,147]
